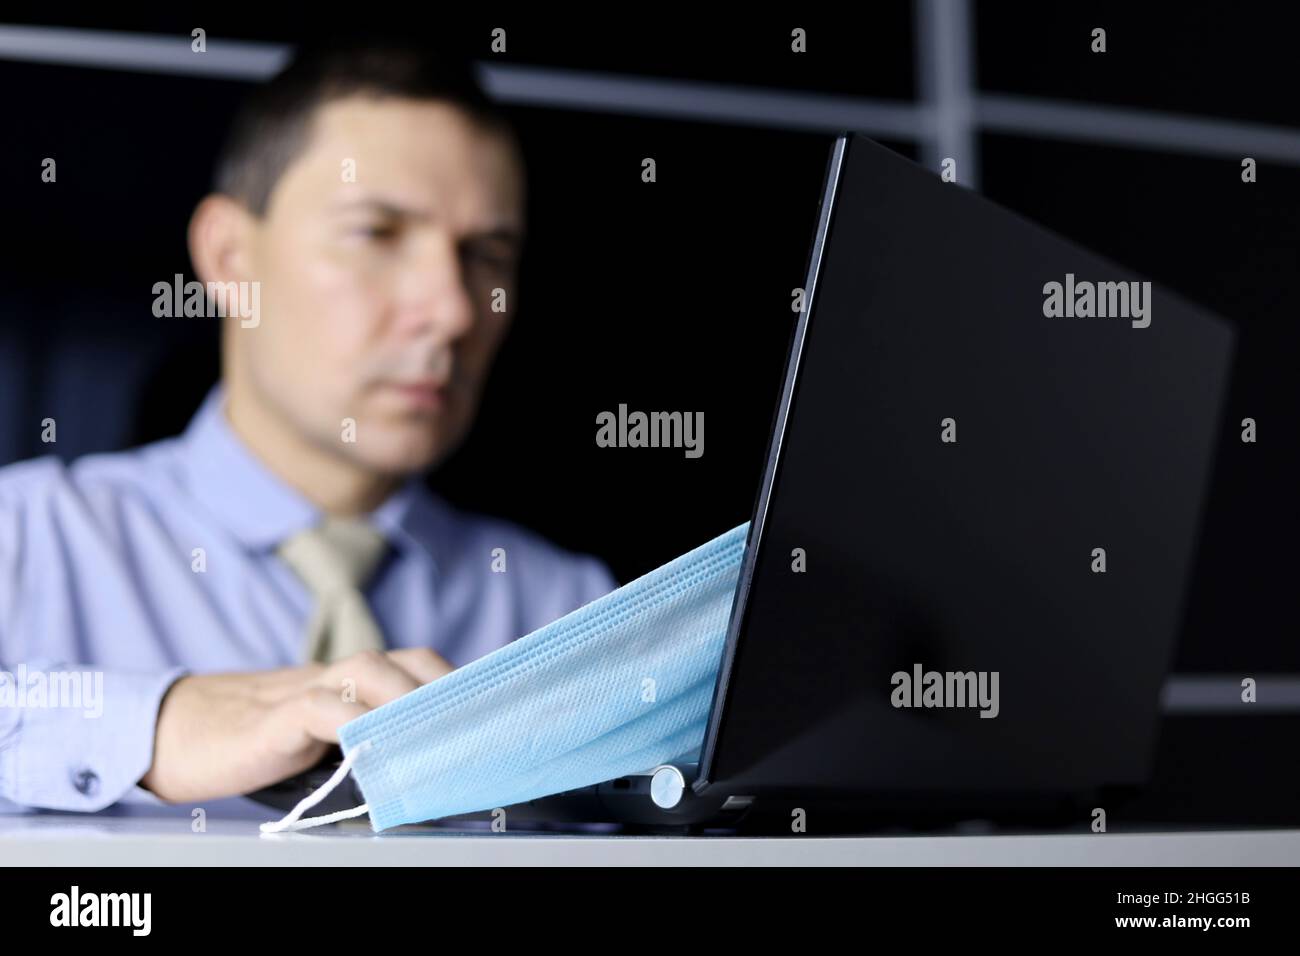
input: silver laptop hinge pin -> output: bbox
[649,764,687,809]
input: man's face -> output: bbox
[236,95,524,476]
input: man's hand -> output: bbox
[139,648,453,803]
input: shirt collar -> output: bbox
[179,382,436,562]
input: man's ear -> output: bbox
[188,193,256,286]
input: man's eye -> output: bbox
[464,246,514,269]
[355,224,399,240]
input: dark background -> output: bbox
[1,4,1295,692]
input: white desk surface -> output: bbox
[2,809,1298,865]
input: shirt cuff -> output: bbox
[0,666,187,811]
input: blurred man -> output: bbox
[0,42,615,812]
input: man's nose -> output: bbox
[397,235,477,342]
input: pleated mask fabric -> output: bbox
[261,522,748,833]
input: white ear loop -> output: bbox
[259,741,372,834]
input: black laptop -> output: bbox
[252,133,1235,833]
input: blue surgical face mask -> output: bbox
[262,523,749,833]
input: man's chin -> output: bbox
[354,441,443,477]
[347,421,462,476]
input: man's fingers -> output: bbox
[297,687,371,743]
[386,647,455,685]
[247,663,327,705]
[314,649,421,708]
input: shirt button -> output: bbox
[72,769,100,797]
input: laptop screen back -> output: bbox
[698,135,1235,799]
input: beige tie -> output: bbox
[277,516,390,664]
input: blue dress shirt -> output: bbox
[0,383,616,813]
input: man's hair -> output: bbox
[213,39,517,216]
